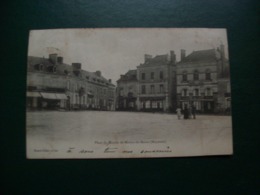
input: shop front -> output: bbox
[139,97,165,112]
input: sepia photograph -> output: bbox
[26,28,233,158]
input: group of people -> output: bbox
[176,104,196,120]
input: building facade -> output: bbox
[176,45,230,113]
[116,52,177,112]
[116,70,138,111]
[116,45,231,114]
[27,54,116,111]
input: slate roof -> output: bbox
[178,49,218,64]
[27,56,115,86]
[143,54,169,66]
[117,69,137,82]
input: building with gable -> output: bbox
[116,70,138,111]
[176,44,230,113]
[116,44,231,114]
[116,51,177,112]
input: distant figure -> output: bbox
[183,105,189,119]
[188,105,192,119]
[192,105,196,119]
[176,107,182,119]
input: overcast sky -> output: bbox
[28,28,229,84]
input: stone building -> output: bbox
[116,51,177,112]
[136,52,176,112]
[176,44,230,113]
[116,70,138,111]
[27,54,115,110]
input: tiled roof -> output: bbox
[179,49,217,64]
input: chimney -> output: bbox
[181,49,186,61]
[49,54,58,65]
[57,56,63,64]
[72,63,81,70]
[95,71,101,77]
[170,50,176,63]
[220,44,225,60]
[144,54,152,63]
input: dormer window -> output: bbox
[34,64,44,71]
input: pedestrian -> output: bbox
[176,107,182,119]
[192,105,196,119]
[183,104,189,119]
[188,105,192,119]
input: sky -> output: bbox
[28,28,229,84]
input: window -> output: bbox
[76,94,78,104]
[152,101,157,108]
[182,89,188,97]
[159,84,164,93]
[142,73,146,80]
[83,96,85,105]
[120,88,124,96]
[160,71,164,79]
[141,85,146,94]
[145,100,150,108]
[194,70,199,80]
[151,72,154,79]
[194,89,199,96]
[67,81,70,90]
[205,88,212,96]
[150,85,155,94]
[182,71,187,82]
[206,69,211,80]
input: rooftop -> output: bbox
[27,56,115,87]
[140,54,169,67]
[117,69,137,82]
[178,49,218,64]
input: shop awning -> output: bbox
[87,92,94,98]
[40,92,57,99]
[27,91,41,97]
[55,93,68,100]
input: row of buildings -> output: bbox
[116,44,231,114]
[26,44,231,114]
[27,54,116,110]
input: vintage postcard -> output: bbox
[26,28,233,158]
